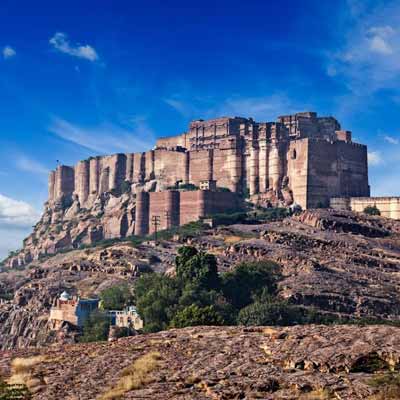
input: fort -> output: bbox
[48,111,370,210]
[5,111,376,267]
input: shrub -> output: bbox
[364,205,381,216]
[170,304,224,328]
[368,372,400,399]
[0,378,31,400]
[80,310,110,343]
[221,261,280,309]
[119,180,131,194]
[237,300,305,326]
[100,284,134,311]
[175,246,220,290]
[6,355,46,396]
[178,183,198,191]
[208,212,248,226]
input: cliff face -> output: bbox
[6,190,139,268]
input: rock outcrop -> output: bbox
[2,209,400,351]
[1,325,400,399]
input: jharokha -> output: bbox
[7,111,370,267]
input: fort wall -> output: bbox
[134,190,241,235]
[331,197,400,220]
[47,111,370,211]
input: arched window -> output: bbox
[291,149,297,159]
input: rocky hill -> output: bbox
[1,324,400,399]
[1,209,400,352]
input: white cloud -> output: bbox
[0,194,39,229]
[3,46,16,59]
[49,117,155,154]
[49,32,99,62]
[383,135,399,145]
[165,93,306,121]
[0,194,39,259]
[368,151,383,166]
[327,5,400,94]
[216,94,306,121]
[369,35,393,54]
[15,155,48,176]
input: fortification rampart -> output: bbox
[46,111,370,210]
[331,197,400,220]
[135,190,241,235]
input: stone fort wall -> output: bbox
[135,190,241,236]
[331,197,400,220]
[47,112,370,210]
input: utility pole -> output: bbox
[164,210,171,230]
[151,215,161,243]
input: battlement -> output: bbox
[47,111,369,210]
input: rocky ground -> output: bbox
[1,324,400,399]
[1,209,400,351]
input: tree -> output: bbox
[100,283,134,310]
[364,205,381,216]
[221,261,280,310]
[135,274,180,333]
[80,310,110,342]
[175,246,220,290]
[170,304,224,328]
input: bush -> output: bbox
[175,246,220,290]
[170,304,224,328]
[221,261,280,309]
[0,378,31,399]
[237,300,305,326]
[80,310,110,342]
[364,205,381,216]
[208,212,248,226]
[119,180,131,194]
[135,274,180,333]
[100,284,134,310]
[178,183,199,191]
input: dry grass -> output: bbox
[223,235,245,244]
[100,352,162,400]
[8,355,46,392]
[300,388,334,399]
[367,373,400,400]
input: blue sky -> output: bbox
[0,0,400,258]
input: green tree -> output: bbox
[175,246,220,290]
[170,304,224,328]
[80,310,110,343]
[100,284,134,310]
[364,205,381,216]
[135,274,180,333]
[221,261,280,310]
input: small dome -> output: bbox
[60,291,71,301]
